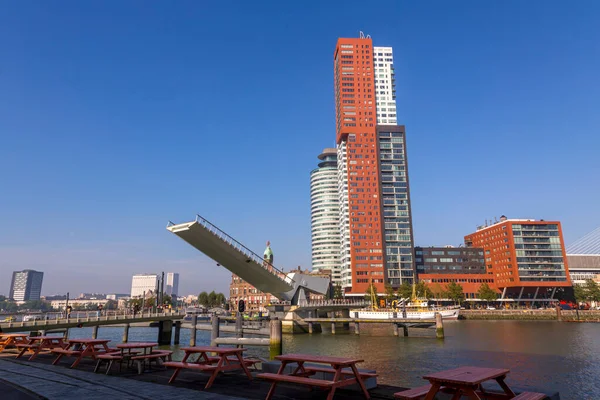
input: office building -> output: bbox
[130,273,159,298]
[9,270,44,301]
[166,272,180,297]
[465,216,571,302]
[415,246,493,300]
[566,226,600,285]
[334,33,414,296]
[311,148,341,283]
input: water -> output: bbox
[63,321,600,399]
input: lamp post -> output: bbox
[65,292,70,319]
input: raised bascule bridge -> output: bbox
[166,215,355,331]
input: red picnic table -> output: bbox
[52,338,113,368]
[258,353,375,400]
[421,366,516,400]
[0,334,29,353]
[16,336,66,360]
[164,346,253,389]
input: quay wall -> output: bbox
[460,309,600,322]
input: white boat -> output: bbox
[350,283,461,320]
[351,306,460,320]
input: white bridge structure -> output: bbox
[167,215,330,305]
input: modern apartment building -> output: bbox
[566,226,600,285]
[334,33,414,296]
[9,270,44,301]
[465,216,571,302]
[165,272,180,297]
[130,274,159,298]
[311,148,341,283]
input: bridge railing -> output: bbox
[297,299,370,307]
[192,214,295,286]
[0,311,186,330]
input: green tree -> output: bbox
[198,292,209,306]
[333,284,343,300]
[430,283,448,301]
[477,283,498,302]
[415,282,433,299]
[0,295,6,302]
[574,284,586,303]
[384,284,396,302]
[446,282,465,304]
[208,291,218,307]
[583,279,600,302]
[144,297,155,308]
[215,293,226,306]
[397,282,413,300]
[162,294,172,306]
[105,300,117,310]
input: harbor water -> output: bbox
[63,320,600,399]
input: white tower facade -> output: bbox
[166,272,180,297]
[130,274,159,298]
[310,148,342,284]
[373,46,397,125]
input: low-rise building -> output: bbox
[50,299,109,310]
[566,226,600,285]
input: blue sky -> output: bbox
[1,1,599,297]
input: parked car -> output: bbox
[22,315,44,322]
[486,306,496,310]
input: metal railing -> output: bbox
[192,214,295,286]
[0,311,185,330]
[297,299,370,307]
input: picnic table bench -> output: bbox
[16,336,66,361]
[394,366,547,400]
[164,346,253,389]
[258,353,374,400]
[0,334,29,353]
[52,338,112,368]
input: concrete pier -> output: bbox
[157,320,173,345]
[190,315,198,346]
[210,316,220,347]
[435,313,444,339]
[122,324,130,343]
[92,325,99,339]
[269,318,282,360]
[173,321,181,345]
[354,322,360,335]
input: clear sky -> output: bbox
[1,1,599,297]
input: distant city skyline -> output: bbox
[2,1,599,296]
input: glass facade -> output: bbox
[378,128,415,285]
[512,224,568,282]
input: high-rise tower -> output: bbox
[334,33,415,295]
[311,148,341,283]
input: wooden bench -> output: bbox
[303,366,378,378]
[51,349,82,356]
[130,352,172,373]
[512,393,547,400]
[258,372,335,388]
[94,354,123,374]
[394,384,437,400]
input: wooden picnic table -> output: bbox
[16,336,66,361]
[259,353,372,400]
[164,346,253,389]
[0,334,29,353]
[421,366,516,400]
[52,338,112,368]
[117,342,159,373]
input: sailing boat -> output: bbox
[350,281,460,320]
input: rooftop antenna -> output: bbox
[359,31,365,39]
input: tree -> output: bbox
[333,284,343,300]
[208,291,218,307]
[415,282,433,299]
[430,283,448,301]
[397,282,413,300]
[215,293,226,306]
[583,279,600,302]
[198,292,209,306]
[384,284,396,302]
[446,282,465,304]
[477,283,498,302]
[574,284,586,304]
[105,300,117,310]
[162,294,172,306]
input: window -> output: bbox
[439,258,453,262]
[424,258,437,262]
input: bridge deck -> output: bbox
[303,318,436,325]
[167,218,294,299]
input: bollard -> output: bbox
[174,321,181,345]
[308,321,313,334]
[331,321,336,335]
[269,318,282,360]
[556,306,562,322]
[393,324,399,336]
[354,322,360,335]
[403,325,408,337]
[92,325,99,339]
[435,313,444,339]
[63,328,70,341]
[122,324,130,343]
[210,315,220,347]
[236,313,243,338]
